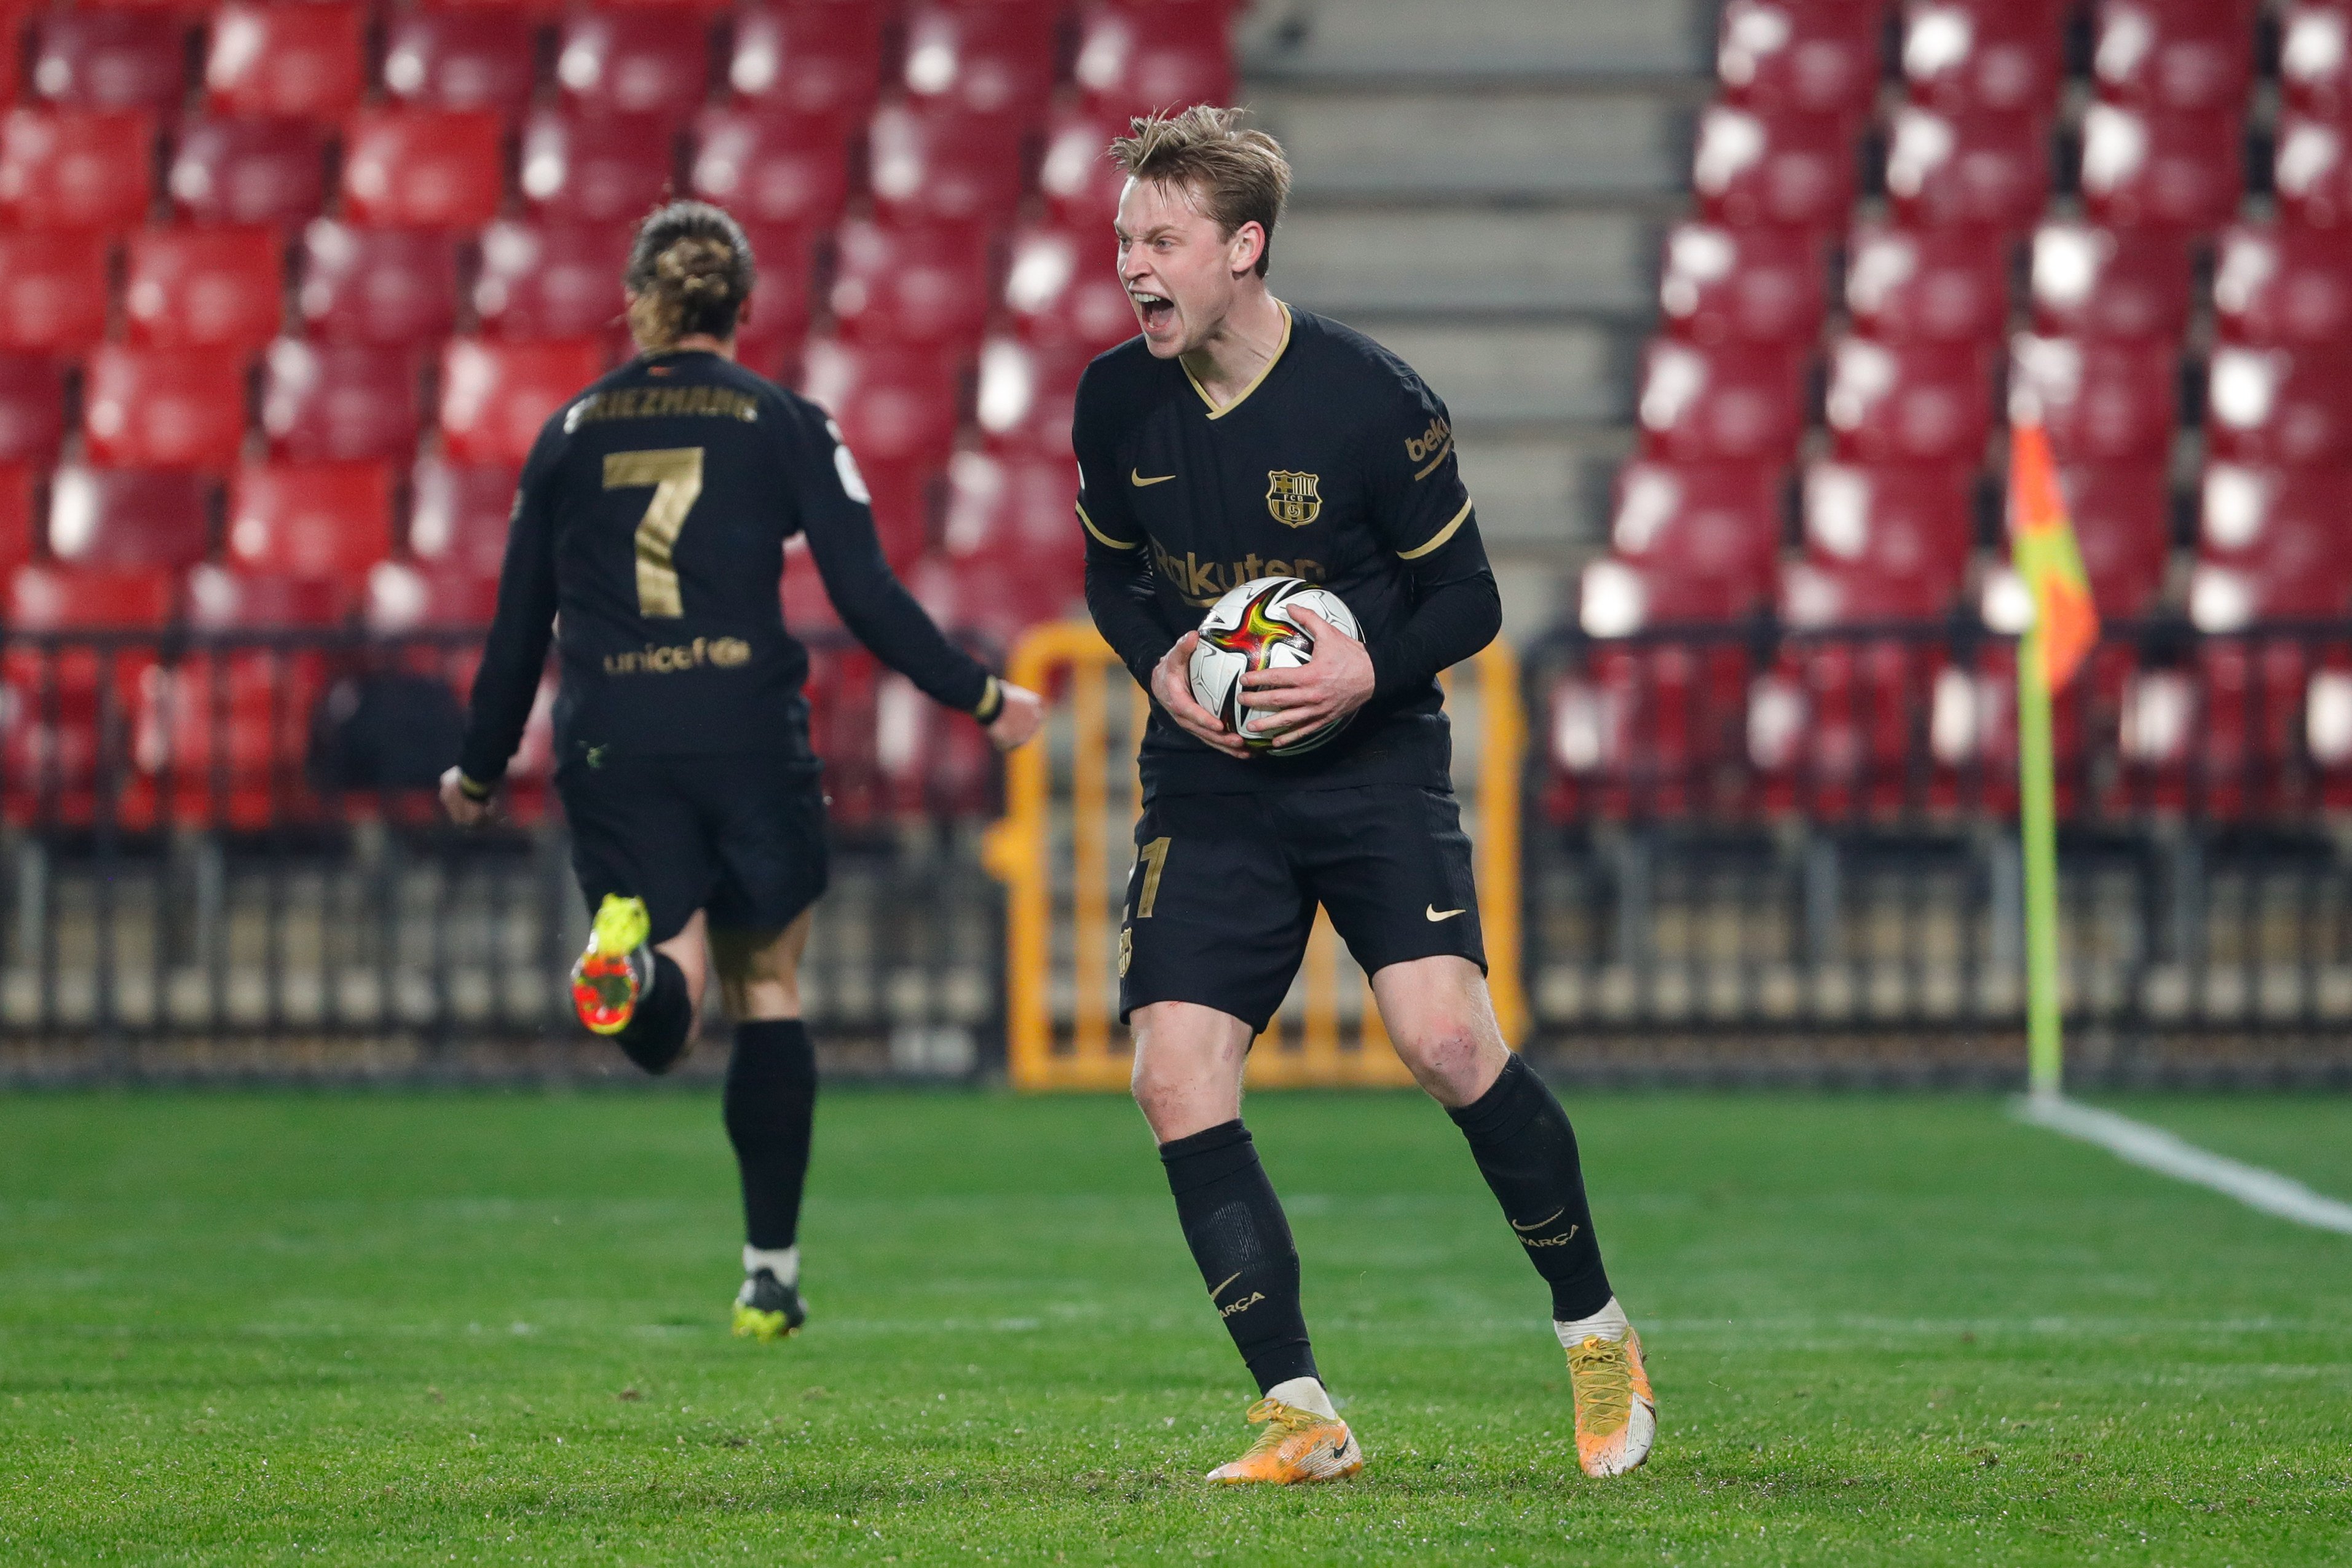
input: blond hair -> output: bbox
[623,201,755,353]
[1108,106,1291,277]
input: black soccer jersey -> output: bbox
[1074,306,1501,796]
[458,350,992,786]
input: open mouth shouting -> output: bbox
[1131,288,1177,336]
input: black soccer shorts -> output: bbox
[1116,783,1487,1032]
[555,750,830,945]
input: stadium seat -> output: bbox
[297,221,460,347]
[733,254,815,382]
[899,2,1059,122]
[779,535,843,637]
[2190,462,2352,628]
[1824,335,1993,468]
[0,231,111,355]
[2029,221,2191,344]
[224,460,394,585]
[2090,0,2255,115]
[2203,344,2352,467]
[2275,112,2352,229]
[0,465,33,573]
[438,337,607,466]
[167,116,330,229]
[259,339,423,463]
[1691,103,1853,235]
[342,109,506,229]
[829,217,995,349]
[408,457,518,578]
[1716,0,1884,128]
[2012,333,2179,463]
[1782,459,1975,626]
[1004,220,1139,352]
[1900,0,2067,117]
[798,337,961,561]
[1844,222,2007,344]
[519,109,679,224]
[472,219,633,343]
[727,2,888,130]
[1747,635,1958,817]
[1591,457,1783,625]
[1071,0,1235,120]
[0,357,67,467]
[123,227,285,355]
[380,12,540,119]
[939,449,1081,593]
[0,108,155,232]
[689,108,854,233]
[2281,2,2352,120]
[974,337,1087,460]
[365,556,501,631]
[27,12,186,114]
[2058,459,2171,620]
[1659,222,1824,349]
[82,345,247,471]
[554,12,711,125]
[1038,104,1134,227]
[1885,105,2049,234]
[46,465,210,569]
[203,2,366,121]
[9,561,177,628]
[2080,101,2243,230]
[867,99,1031,226]
[2212,222,2352,347]
[1635,338,1807,465]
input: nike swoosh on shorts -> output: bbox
[1426,905,1466,921]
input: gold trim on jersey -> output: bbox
[1076,498,1142,550]
[1182,302,1293,420]
[1397,497,1474,561]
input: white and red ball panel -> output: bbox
[1186,575,1361,755]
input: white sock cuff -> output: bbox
[743,1243,799,1287]
[1264,1376,1338,1420]
[1553,1294,1630,1348]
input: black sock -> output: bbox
[1447,1054,1614,1322]
[614,952,693,1074]
[1159,1119,1317,1394]
[724,1019,817,1251]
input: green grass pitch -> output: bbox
[3,1085,2348,1565]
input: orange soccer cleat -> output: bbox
[1566,1325,1657,1478]
[570,893,653,1036]
[1204,1395,1364,1486]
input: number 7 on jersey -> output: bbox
[604,447,705,618]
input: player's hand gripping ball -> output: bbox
[1187,576,1362,755]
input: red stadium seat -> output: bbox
[2203,344,2352,467]
[519,109,678,224]
[0,357,66,467]
[0,109,154,232]
[2282,2,2352,120]
[224,460,393,585]
[829,217,995,349]
[438,337,606,466]
[2059,459,2170,620]
[123,227,285,355]
[27,12,186,114]
[46,465,209,568]
[1038,104,1132,228]
[2275,112,2352,229]
[0,231,110,355]
[2090,0,2255,115]
[1900,0,2066,117]
[974,337,1087,460]
[408,457,517,578]
[798,337,960,561]
[4,564,170,827]
[1825,335,1992,468]
[899,2,1059,122]
[2013,333,2179,464]
[0,465,34,573]
[2190,461,2352,628]
[554,12,711,124]
[2080,101,2243,231]
[297,221,459,347]
[2029,221,2190,343]
[167,116,329,229]
[1072,0,1234,119]
[1692,103,1853,235]
[727,1,887,129]
[1635,338,1806,465]
[1843,222,2007,344]
[1004,220,1135,352]
[472,219,633,343]
[12,562,178,629]
[1747,636,1956,817]
[689,107,854,232]
[381,13,539,118]
[260,339,422,463]
[1596,458,1783,623]
[1782,459,1974,626]
[342,109,505,229]
[203,2,365,121]
[365,557,500,631]
[733,245,814,381]
[867,99,1029,226]
[2212,222,2352,347]
[1659,222,1823,349]
[1885,104,2048,234]
[1717,0,1884,127]
[939,449,1079,584]
[82,345,247,471]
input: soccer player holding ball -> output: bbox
[1074,110,1654,1483]
[442,202,1041,1340]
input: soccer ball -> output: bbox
[1186,576,1362,755]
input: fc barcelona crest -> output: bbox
[1266,470,1322,529]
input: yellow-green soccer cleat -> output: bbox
[570,894,653,1036]
[1567,1326,1657,1478]
[1204,1397,1363,1485]
[730,1268,807,1342]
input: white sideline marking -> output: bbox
[2015,1094,2352,1236]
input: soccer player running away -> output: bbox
[1075,109,1654,1484]
[442,202,1043,1340]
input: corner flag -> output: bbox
[2008,419,2099,690]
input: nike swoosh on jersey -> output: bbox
[1426,905,1466,921]
[1131,470,1176,487]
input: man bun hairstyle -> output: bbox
[1108,106,1291,278]
[624,201,756,352]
